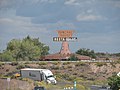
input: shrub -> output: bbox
[52,62,59,65]
[24,61,30,64]
[87,77,95,81]
[116,60,120,64]
[95,62,107,67]
[61,74,76,81]
[106,57,109,60]
[68,55,78,61]
[0,62,4,67]
[68,69,72,71]
[16,64,25,69]
[38,62,47,65]
[110,63,116,68]
[39,66,46,69]
[73,72,77,75]
[63,62,70,65]
[0,63,3,67]
[75,62,86,66]
[77,84,86,90]
[10,61,18,66]
[51,66,59,70]
[108,75,120,90]
[67,65,72,68]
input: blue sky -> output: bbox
[0,0,120,53]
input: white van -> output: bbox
[20,68,57,84]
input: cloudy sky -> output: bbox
[0,0,120,53]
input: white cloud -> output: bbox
[78,32,120,53]
[0,16,30,26]
[0,0,19,10]
[64,0,96,6]
[40,0,56,3]
[0,16,51,51]
[0,16,49,34]
[0,0,56,10]
[55,21,76,29]
[31,0,56,4]
[64,0,80,5]
[86,9,93,13]
[76,14,106,21]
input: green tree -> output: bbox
[76,48,96,58]
[7,39,21,60]
[0,50,14,61]
[1,36,49,61]
[108,75,120,90]
[68,54,78,61]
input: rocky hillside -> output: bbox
[0,61,120,90]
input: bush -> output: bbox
[11,61,18,66]
[16,64,25,69]
[75,62,86,66]
[39,66,46,69]
[73,72,77,75]
[38,62,47,65]
[51,66,59,70]
[95,62,107,67]
[0,62,4,67]
[24,61,30,64]
[52,62,59,65]
[110,63,116,67]
[68,55,78,61]
[108,75,120,90]
[63,62,70,65]
[67,65,72,68]
[116,60,120,64]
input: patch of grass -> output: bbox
[38,62,47,65]
[52,62,59,65]
[20,78,33,84]
[35,81,62,89]
[63,62,70,65]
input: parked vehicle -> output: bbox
[20,68,57,84]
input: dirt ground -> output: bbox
[0,62,120,90]
[0,79,34,90]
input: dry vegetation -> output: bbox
[0,61,120,90]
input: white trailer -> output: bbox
[20,68,57,84]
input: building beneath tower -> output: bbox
[40,30,91,61]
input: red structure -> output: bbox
[40,30,91,60]
[60,41,71,55]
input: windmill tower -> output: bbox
[53,30,77,55]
